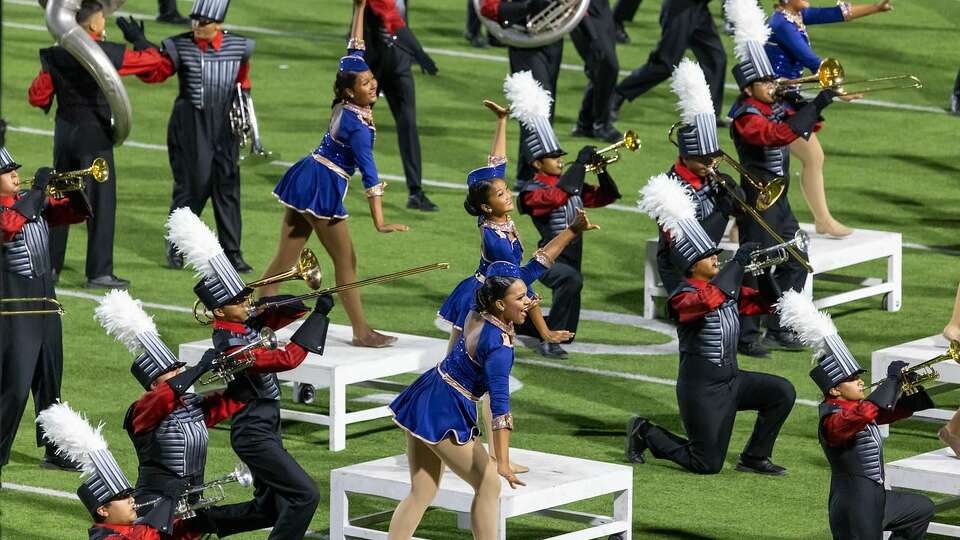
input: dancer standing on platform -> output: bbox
[628,173,795,475]
[777,291,935,539]
[764,0,888,237]
[0,147,89,473]
[388,264,535,539]
[263,0,405,349]
[727,0,838,355]
[655,58,740,296]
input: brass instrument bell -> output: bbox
[868,340,960,396]
[776,57,921,96]
[246,248,322,290]
[584,130,641,173]
[29,157,110,198]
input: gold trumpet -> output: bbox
[868,340,960,396]
[0,297,65,316]
[199,328,278,386]
[584,130,641,173]
[29,157,110,198]
[777,57,922,95]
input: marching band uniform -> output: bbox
[364,0,440,211]
[612,0,642,43]
[630,174,795,474]
[135,0,255,273]
[569,0,622,142]
[0,148,88,471]
[272,48,386,220]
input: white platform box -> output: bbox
[642,223,902,319]
[871,334,960,436]
[887,448,960,537]
[330,447,633,540]
[179,322,448,452]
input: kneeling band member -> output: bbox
[629,173,795,475]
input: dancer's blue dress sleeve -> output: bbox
[341,113,381,191]
[480,327,514,422]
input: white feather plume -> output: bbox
[36,402,107,477]
[671,58,714,124]
[725,0,772,61]
[503,70,553,129]
[776,290,838,356]
[94,290,157,354]
[165,207,222,279]
[637,173,696,240]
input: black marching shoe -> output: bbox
[538,341,568,359]
[226,252,253,274]
[42,448,83,472]
[571,123,593,138]
[609,92,626,123]
[625,416,649,464]
[85,274,130,289]
[166,241,184,270]
[738,340,770,358]
[614,21,630,44]
[464,31,489,48]
[407,191,438,211]
[735,454,787,476]
[762,331,805,352]
[591,122,623,144]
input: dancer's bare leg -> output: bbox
[943,282,960,342]
[791,134,852,238]
[429,438,502,540]
[387,433,444,539]
[258,208,313,298]
[940,408,960,457]
[481,396,528,474]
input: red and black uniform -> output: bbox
[640,276,795,473]
[0,190,87,467]
[27,34,165,281]
[519,167,619,336]
[819,394,935,539]
[88,523,161,540]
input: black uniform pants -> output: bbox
[828,476,934,540]
[736,175,808,344]
[466,0,481,35]
[570,0,620,128]
[613,0,642,23]
[370,46,424,196]
[643,368,795,474]
[615,0,726,118]
[540,261,584,337]
[509,41,563,185]
[49,118,117,279]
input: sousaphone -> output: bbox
[472,0,589,48]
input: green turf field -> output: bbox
[0,0,958,537]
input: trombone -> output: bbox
[867,340,960,396]
[584,130,641,173]
[0,297,65,316]
[199,328,278,386]
[28,157,110,198]
[134,463,254,520]
[776,57,922,96]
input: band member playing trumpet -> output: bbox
[27,0,167,288]
[776,291,935,539]
[0,148,90,474]
[166,207,333,540]
[129,0,256,274]
[629,173,795,475]
[262,0,406,349]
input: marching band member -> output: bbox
[777,291,935,539]
[262,0,406,349]
[509,72,620,358]
[37,402,179,539]
[388,264,532,539]
[0,147,89,473]
[27,0,166,289]
[726,0,836,354]
[764,0,888,238]
[167,207,333,539]
[628,173,795,475]
[655,58,740,297]
[569,0,623,143]
[128,0,256,274]
[364,0,440,211]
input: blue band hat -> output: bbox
[190,0,229,22]
[339,52,369,73]
[467,161,508,187]
[486,261,522,280]
[0,147,22,174]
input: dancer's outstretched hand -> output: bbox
[542,329,574,343]
[498,463,526,489]
[569,208,600,234]
[377,223,410,233]
[484,100,509,118]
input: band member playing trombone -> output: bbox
[166,207,333,540]
[629,173,795,475]
[776,291,935,539]
[0,147,89,474]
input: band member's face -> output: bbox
[192,19,221,41]
[830,377,865,401]
[690,254,719,280]
[214,298,253,323]
[495,280,531,325]
[534,156,564,176]
[98,496,137,524]
[681,156,720,178]
[84,12,106,39]
[747,80,777,104]
[482,179,514,216]
[150,367,184,389]
[0,170,20,196]
[349,71,379,106]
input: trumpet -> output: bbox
[29,157,109,198]
[867,340,960,396]
[776,57,922,96]
[0,297,64,316]
[584,130,641,173]
[199,328,278,386]
[134,463,254,519]
[740,230,810,275]
[230,83,276,165]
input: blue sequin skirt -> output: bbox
[389,367,479,445]
[437,274,482,330]
[273,154,350,219]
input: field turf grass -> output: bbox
[0,0,958,537]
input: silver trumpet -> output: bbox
[199,328,279,386]
[742,230,811,275]
[133,463,254,519]
[230,83,276,166]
